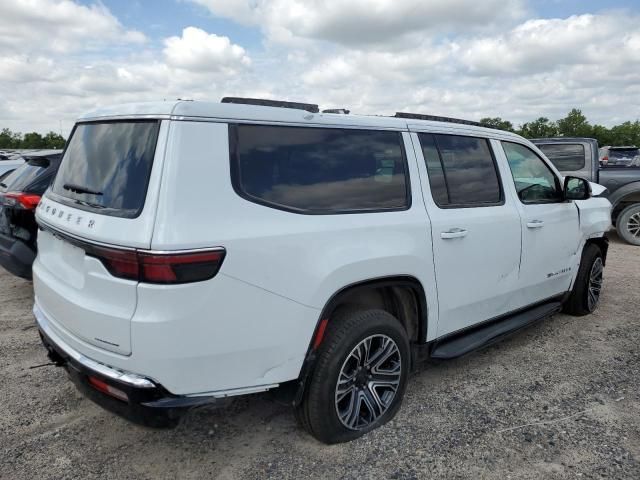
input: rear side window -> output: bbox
[419,133,502,207]
[230,124,409,213]
[536,144,586,171]
[51,121,160,218]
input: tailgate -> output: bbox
[33,227,137,355]
[32,119,168,356]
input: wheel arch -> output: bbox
[585,235,609,266]
[609,183,640,212]
[282,275,429,406]
[312,275,429,347]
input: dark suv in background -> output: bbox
[532,138,640,245]
[0,150,62,278]
[599,146,640,167]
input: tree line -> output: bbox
[0,128,66,150]
[480,109,640,147]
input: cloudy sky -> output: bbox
[1,0,639,135]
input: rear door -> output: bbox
[411,132,522,337]
[33,120,168,355]
[498,141,580,304]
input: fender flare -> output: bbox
[288,275,429,406]
[607,181,640,209]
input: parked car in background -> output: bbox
[532,138,640,245]
[0,150,62,278]
[0,150,26,177]
[599,146,640,167]
[33,99,610,444]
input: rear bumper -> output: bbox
[0,232,35,279]
[34,304,221,428]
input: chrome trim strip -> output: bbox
[37,218,136,251]
[33,303,156,389]
[78,114,172,122]
[37,218,224,255]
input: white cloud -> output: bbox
[163,27,251,74]
[0,0,145,54]
[1,2,640,136]
[459,14,640,76]
[190,0,527,46]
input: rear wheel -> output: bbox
[563,244,604,316]
[295,309,410,444]
[616,203,640,246]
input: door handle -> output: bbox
[527,220,545,228]
[441,228,468,239]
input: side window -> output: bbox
[536,143,586,171]
[230,124,409,213]
[502,142,563,204]
[418,133,502,207]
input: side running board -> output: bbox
[430,301,562,360]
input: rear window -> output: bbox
[0,156,58,193]
[605,148,640,167]
[230,124,409,213]
[537,143,586,171]
[50,121,160,218]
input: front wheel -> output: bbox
[563,244,604,316]
[616,203,640,246]
[295,309,410,444]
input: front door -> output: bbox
[499,141,580,305]
[412,132,522,337]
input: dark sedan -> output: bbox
[0,150,62,279]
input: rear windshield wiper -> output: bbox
[72,198,106,209]
[0,182,7,188]
[63,183,103,196]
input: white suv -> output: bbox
[33,98,612,443]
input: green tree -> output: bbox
[479,117,515,132]
[21,132,46,149]
[0,128,21,148]
[591,124,613,146]
[518,117,559,138]
[608,121,640,146]
[557,108,592,137]
[43,131,66,149]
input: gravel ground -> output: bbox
[1,234,638,479]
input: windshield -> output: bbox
[50,121,160,218]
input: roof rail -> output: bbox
[221,97,319,113]
[394,112,491,129]
[322,108,350,114]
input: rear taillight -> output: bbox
[1,192,41,209]
[85,244,226,284]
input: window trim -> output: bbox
[47,119,161,219]
[501,141,565,205]
[419,132,505,209]
[228,123,412,215]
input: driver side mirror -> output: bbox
[564,176,591,201]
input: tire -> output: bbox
[616,203,640,246]
[563,244,604,316]
[295,309,410,444]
